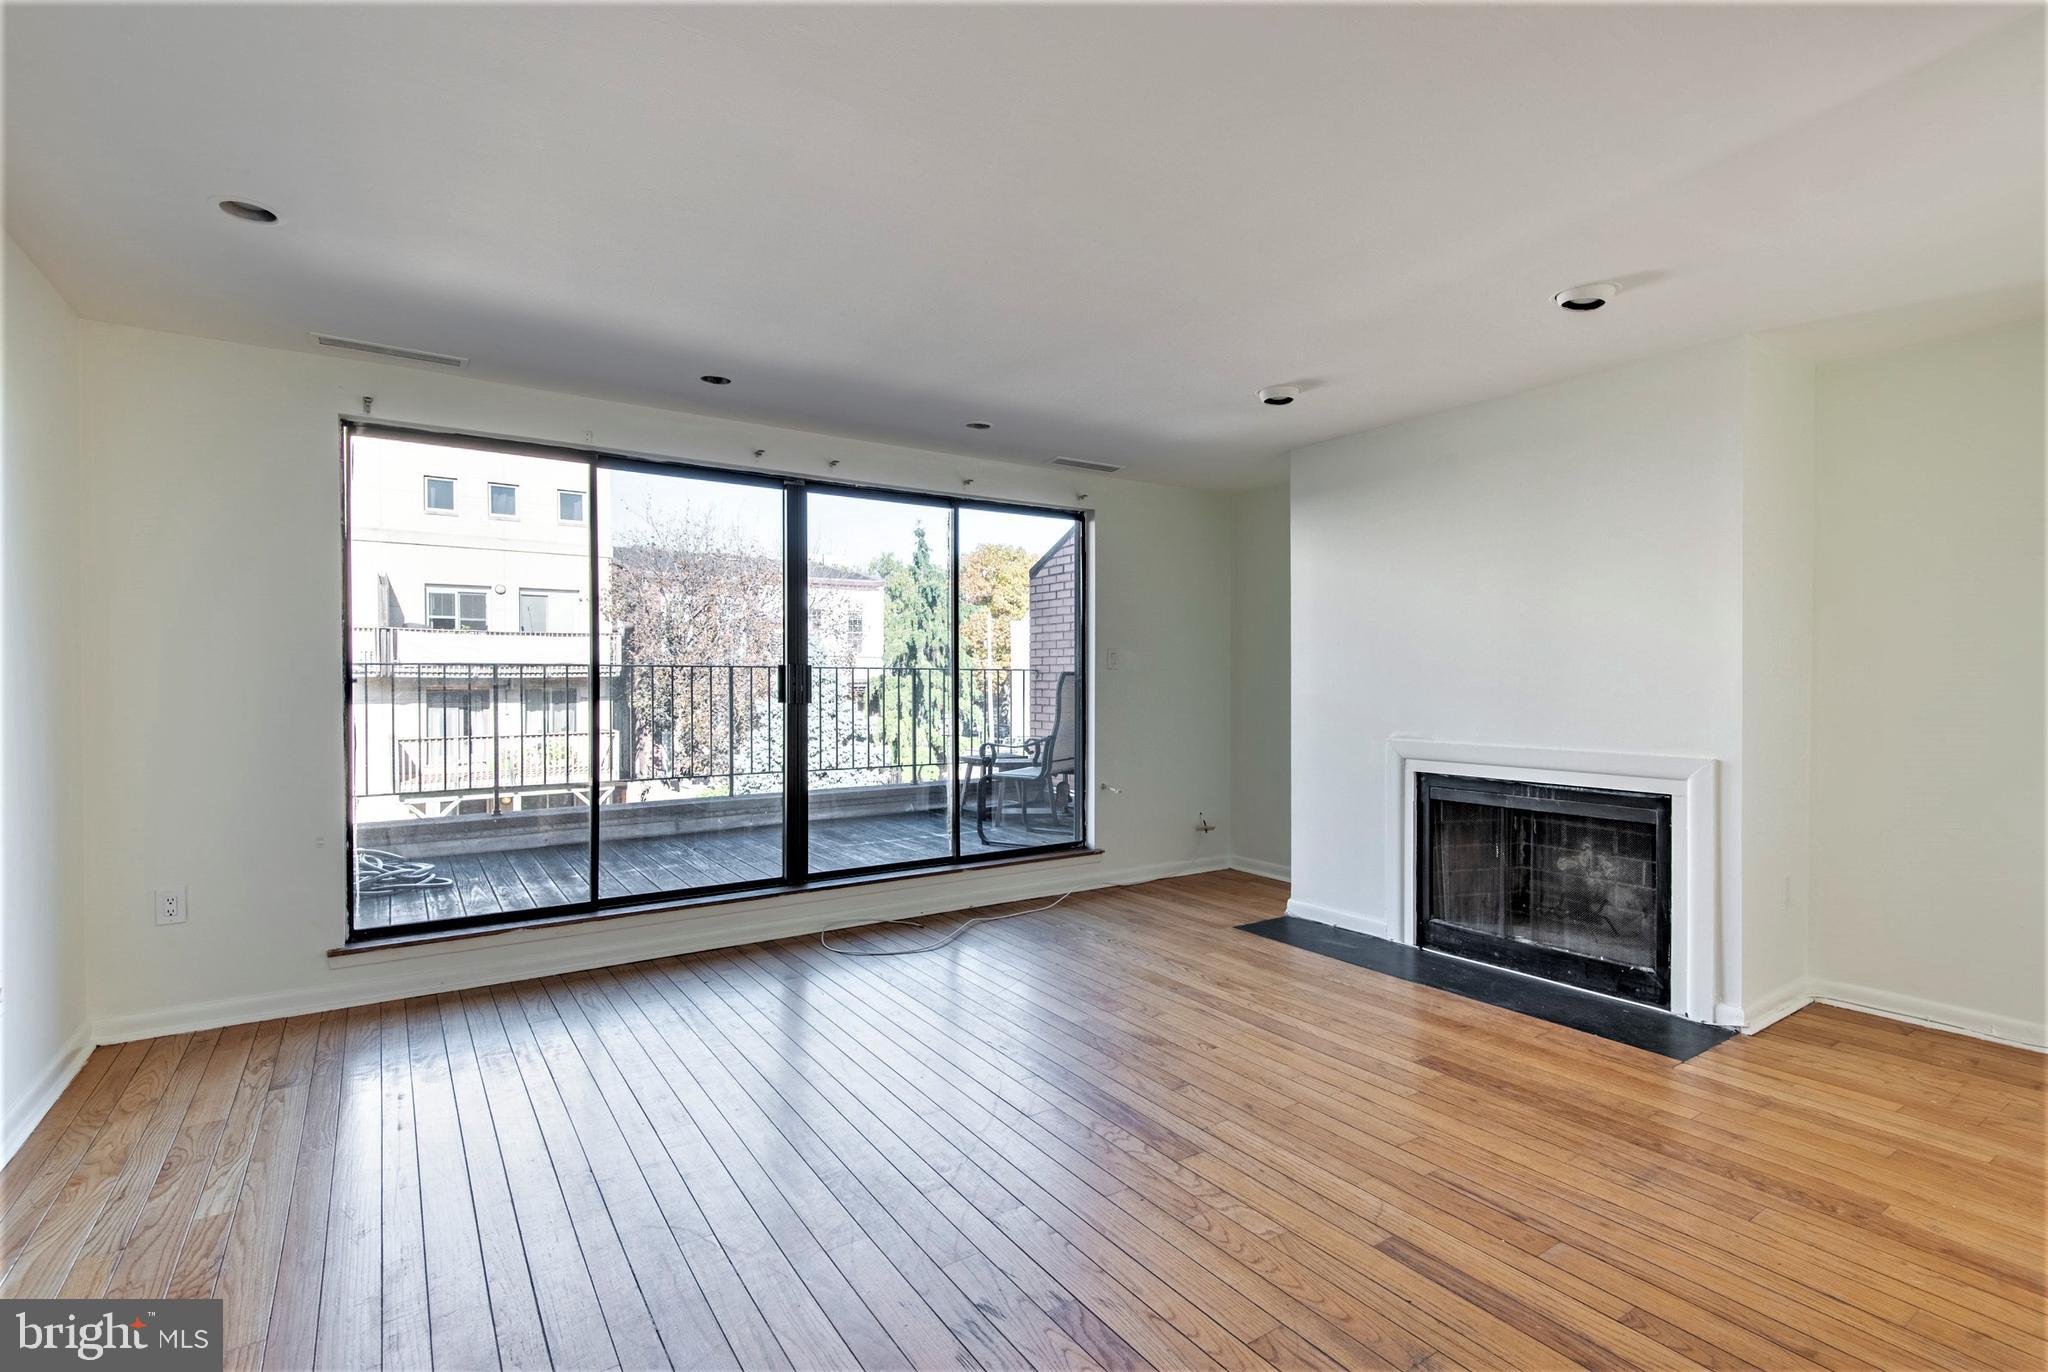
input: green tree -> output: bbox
[870,523,949,776]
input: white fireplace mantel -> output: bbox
[1378,737,1721,1024]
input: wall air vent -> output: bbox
[1051,456,1122,473]
[311,334,468,368]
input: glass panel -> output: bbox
[348,435,593,932]
[424,476,454,511]
[1416,777,1670,1004]
[959,509,1083,852]
[490,483,518,517]
[806,491,953,872]
[559,489,585,523]
[598,466,785,898]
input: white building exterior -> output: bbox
[348,437,612,668]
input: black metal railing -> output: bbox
[350,661,1032,809]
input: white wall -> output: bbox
[1810,319,2045,1043]
[1289,341,1751,1013]
[1229,484,1290,878]
[1288,320,2045,1044]
[2,239,89,1151]
[73,323,1235,1040]
[1738,343,1817,1021]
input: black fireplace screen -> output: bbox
[1416,774,1671,1006]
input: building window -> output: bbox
[558,489,585,524]
[489,483,518,518]
[425,585,488,631]
[424,687,491,738]
[522,684,579,734]
[518,588,577,633]
[424,476,455,512]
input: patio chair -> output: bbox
[968,671,1077,845]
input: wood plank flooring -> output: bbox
[357,811,1039,930]
[6,870,2043,1370]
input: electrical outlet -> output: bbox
[154,886,187,926]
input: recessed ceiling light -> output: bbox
[1553,282,1619,312]
[965,421,992,430]
[218,199,278,223]
[700,374,733,385]
[1256,385,1302,406]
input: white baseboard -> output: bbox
[90,856,1230,1045]
[1736,978,1814,1035]
[1808,978,2046,1052]
[1283,896,1390,940]
[1734,974,2045,1051]
[3,1019,94,1163]
[1227,856,1291,883]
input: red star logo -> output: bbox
[130,1319,147,1329]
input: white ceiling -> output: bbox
[6,4,2042,488]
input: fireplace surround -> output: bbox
[1372,739,1722,1024]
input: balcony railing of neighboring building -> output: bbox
[348,661,1033,816]
[352,624,624,669]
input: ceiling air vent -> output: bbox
[1051,456,1122,473]
[311,334,468,368]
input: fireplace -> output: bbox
[1416,773,1671,1006]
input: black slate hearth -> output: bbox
[1237,915,1733,1061]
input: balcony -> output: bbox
[349,661,1076,931]
[351,624,619,668]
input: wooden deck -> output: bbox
[5,870,2043,1371]
[357,811,1046,929]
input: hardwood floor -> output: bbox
[5,870,2043,1370]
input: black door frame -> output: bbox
[341,419,1088,942]
[793,482,962,883]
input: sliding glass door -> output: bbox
[959,507,1085,853]
[345,432,595,930]
[597,463,786,898]
[804,490,955,874]
[344,423,1086,939]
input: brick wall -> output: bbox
[1027,528,1078,738]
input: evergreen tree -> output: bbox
[872,522,950,777]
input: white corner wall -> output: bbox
[1738,342,1816,1025]
[1229,484,1291,879]
[70,323,1237,1042]
[1810,318,2045,1044]
[1289,340,1750,1014]
[2,239,90,1153]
